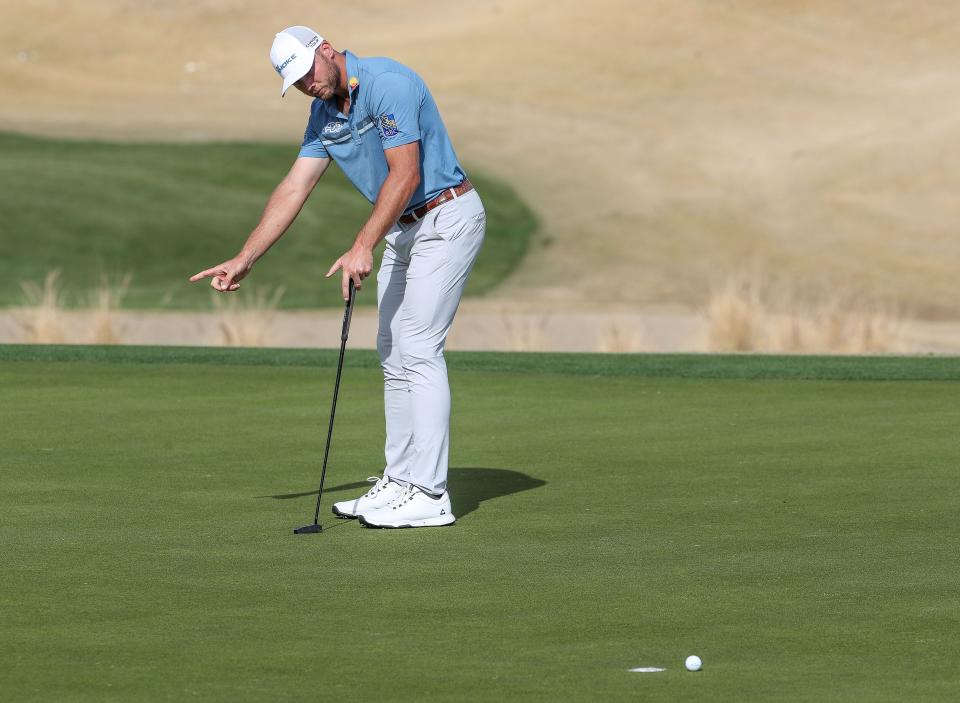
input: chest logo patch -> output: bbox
[323,121,345,135]
[379,113,399,138]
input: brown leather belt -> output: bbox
[398,179,473,225]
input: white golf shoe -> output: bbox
[331,476,403,519]
[358,484,456,529]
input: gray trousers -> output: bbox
[376,189,486,495]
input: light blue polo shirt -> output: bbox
[299,50,466,212]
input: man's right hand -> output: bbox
[189,255,252,292]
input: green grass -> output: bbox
[3,347,959,701]
[0,132,535,309]
[4,345,960,380]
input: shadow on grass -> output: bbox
[267,467,546,519]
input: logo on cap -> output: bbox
[274,53,297,74]
[306,36,319,48]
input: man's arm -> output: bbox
[189,156,331,292]
[326,141,420,299]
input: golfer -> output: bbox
[190,26,485,529]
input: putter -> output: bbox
[294,279,356,535]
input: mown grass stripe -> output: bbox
[2,344,959,381]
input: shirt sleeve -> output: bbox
[367,72,421,149]
[298,107,329,159]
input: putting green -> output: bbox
[2,346,959,701]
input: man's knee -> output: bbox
[379,334,410,389]
[377,332,393,365]
[399,348,446,378]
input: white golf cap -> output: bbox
[270,26,323,96]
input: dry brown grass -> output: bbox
[87,273,132,344]
[705,274,903,353]
[500,310,551,352]
[212,286,285,347]
[7,2,960,316]
[15,270,67,343]
[597,319,644,353]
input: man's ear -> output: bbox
[319,41,335,60]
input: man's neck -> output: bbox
[333,51,349,97]
[332,51,351,114]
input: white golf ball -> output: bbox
[685,655,702,671]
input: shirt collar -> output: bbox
[325,50,361,118]
[318,49,360,119]
[344,50,361,96]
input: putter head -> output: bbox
[294,524,323,535]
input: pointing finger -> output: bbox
[189,267,220,282]
[325,258,343,278]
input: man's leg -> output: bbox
[395,190,486,495]
[331,227,414,519]
[377,227,416,480]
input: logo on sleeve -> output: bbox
[379,113,399,138]
[323,121,346,135]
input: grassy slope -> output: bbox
[2,347,959,701]
[0,132,535,309]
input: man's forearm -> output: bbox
[238,180,312,265]
[353,169,420,252]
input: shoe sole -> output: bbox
[331,505,358,520]
[357,515,456,529]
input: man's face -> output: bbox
[294,49,339,100]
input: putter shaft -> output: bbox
[297,280,356,534]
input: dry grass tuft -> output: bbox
[597,319,644,353]
[705,274,902,354]
[500,310,550,352]
[15,270,68,343]
[212,286,285,347]
[705,276,767,352]
[87,273,132,344]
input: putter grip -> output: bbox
[341,279,355,342]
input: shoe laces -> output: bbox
[363,476,389,498]
[392,484,419,509]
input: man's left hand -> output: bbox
[326,244,373,300]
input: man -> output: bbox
[189,26,485,529]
